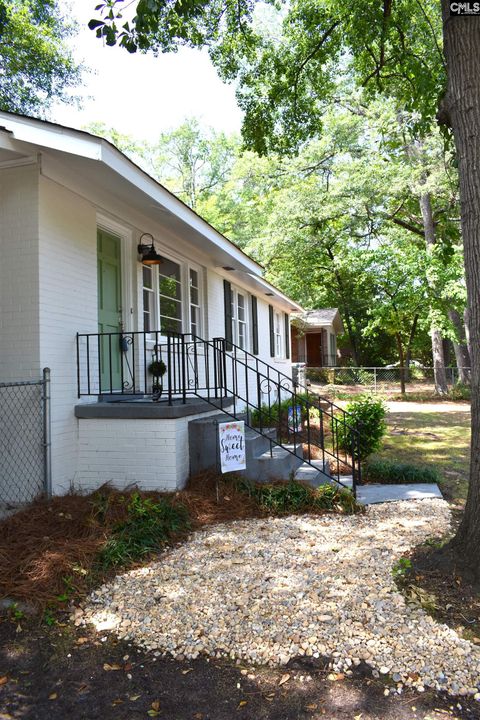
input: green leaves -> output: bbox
[0,0,81,114]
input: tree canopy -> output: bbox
[0,0,81,114]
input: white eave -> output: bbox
[0,112,263,278]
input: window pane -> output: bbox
[161,297,182,320]
[238,323,246,349]
[144,311,150,332]
[189,268,198,287]
[161,317,182,334]
[190,286,199,305]
[161,258,181,282]
[159,275,181,301]
[143,265,153,289]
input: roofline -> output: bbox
[0,110,264,276]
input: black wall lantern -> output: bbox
[137,233,162,265]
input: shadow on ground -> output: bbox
[0,618,478,720]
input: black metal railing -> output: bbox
[76,331,362,493]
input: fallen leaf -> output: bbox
[182,668,193,675]
[111,699,123,706]
[147,711,160,718]
[76,637,89,645]
[354,715,363,720]
[48,693,57,700]
[264,693,275,702]
[306,703,318,711]
[237,700,248,708]
[103,663,122,672]
[129,694,141,701]
[124,662,133,672]
[151,701,161,711]
[76,683,89,694]
[0,677,7,686]
[278,673,290,686]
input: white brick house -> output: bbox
[0,112,302,495]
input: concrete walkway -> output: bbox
[337,476,443,504]
[356,482,443,505]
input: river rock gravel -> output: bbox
[82,498,480,698]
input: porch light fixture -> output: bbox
[137,233,162,265]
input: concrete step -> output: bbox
[294,460,331,488]
[244,443,304,483]
[189,413,277,476]
[244,427,277,461]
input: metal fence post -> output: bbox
[374,367,377,394]
[43,367,52,498]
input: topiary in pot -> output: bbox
[148,359,167,397]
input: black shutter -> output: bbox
[269,305,274,357]
[251,296,259,355]
[223,279,233,350]
[284,312,290,359]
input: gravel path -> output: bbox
[83,499,480,699]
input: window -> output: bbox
[274,311,283,358]
[329,333,337,365]
[231,288,248,350]
[142,265,154,332]
[189,268,201,336]
[142,255,203,336]
[158,258,182,334]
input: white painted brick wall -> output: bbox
[0,163,41,380]
[75,410,219,492]
[38,176,97,494]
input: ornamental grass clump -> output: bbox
[337,394,387,460]
[364,458,439,485]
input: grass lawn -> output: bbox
[370,402,471,504]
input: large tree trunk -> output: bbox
[448,308,471,384]
[419,192,449,394]
[441,3,480,575]
[395,333,406,394]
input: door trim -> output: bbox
[97,213,133,333]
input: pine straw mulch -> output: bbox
[0,472,265,612]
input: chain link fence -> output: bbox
[305,366,470,397]
[0,369,51,512]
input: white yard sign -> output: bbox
[218,421,246,473]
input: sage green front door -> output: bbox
[97,229,122,392]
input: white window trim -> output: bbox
[141,248,204,339]
[231,286,249,351]
[188,262,203,338]
[274,310,284,360]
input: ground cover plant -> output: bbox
[0,473,360,613]
[364,458,440,485]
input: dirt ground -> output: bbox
[1,617,479,720]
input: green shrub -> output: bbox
[364,458,439,484]
[249,392,313,430]
[96,493,189,569]
[335,368,373,386]
[449,383,471,401]
[337,394,387,460]
[306,368,334,385]
[233,477,363,515]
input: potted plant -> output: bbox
[148,359,167,399]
